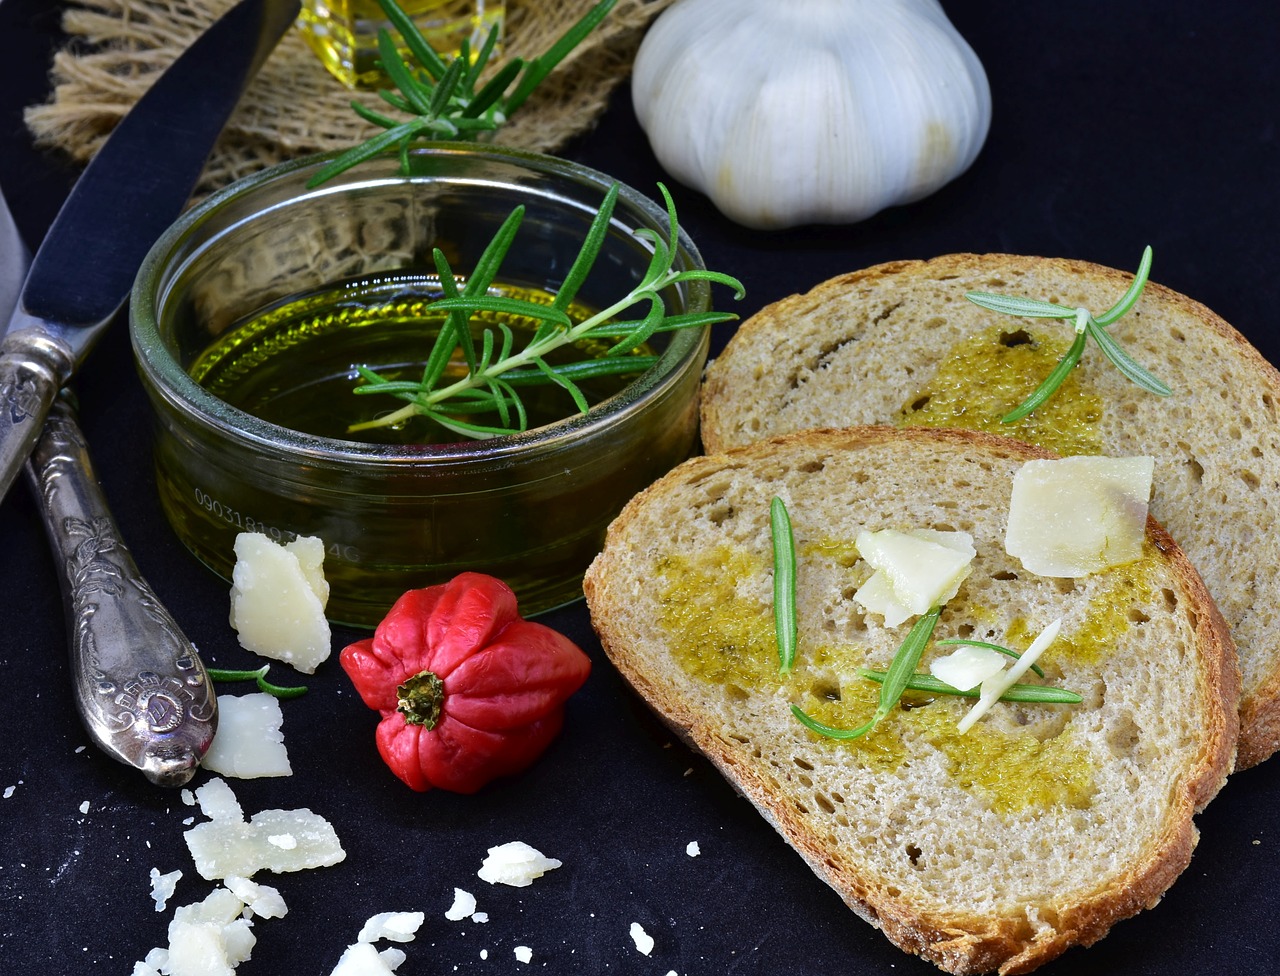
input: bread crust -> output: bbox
[585,425,1238,975]
[700,253,1276,767]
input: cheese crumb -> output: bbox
[477,841,562,887]
[445,888,478,921]
[514,946,533,964]
[3,785,14,799]
[357,912,425,944]
[79,800,90,814]
[685,841,700,857]
[229,532,332,674]
[630,922,655,956]
[149,868,182,912]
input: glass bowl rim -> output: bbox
[129,143,712,470]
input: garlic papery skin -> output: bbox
[631,0,991,230]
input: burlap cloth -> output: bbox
[24,0,674,194]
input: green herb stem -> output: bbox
[770,496,798,674]
[207,665,308,700]
[857,668,1081,704]
[792,606,942,741]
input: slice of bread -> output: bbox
[700,253,1280,768]
[584,425,1237,975]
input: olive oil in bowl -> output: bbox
[187,272,644,445]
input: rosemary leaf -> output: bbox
[1096,245,1153,326]
[1085,319,1172,395]
[347,182,744,440]
[964,293,1078,319]
[770,497,798,674]
[857,668,1082,704]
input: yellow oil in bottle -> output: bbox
[296,0,504,89]
[898,325,1105,457]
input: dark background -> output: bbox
[2,1,1279,973]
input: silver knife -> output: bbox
[0,0,301,506]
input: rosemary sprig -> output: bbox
[308,0,619,187]
[207,665,308,700]
[770,496,798,674]
[791,607,942,741]
[857,669,1081,704]
[964,246,1172,422]
[348,182,744,439]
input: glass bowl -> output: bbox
[130,145,712,627]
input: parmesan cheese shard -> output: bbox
[958,617,1063,733]
[476,841,562,887]
[328,941,405,975]
[356,912,425,943]
[1005,456,1154,577]
[445,888,478,921]
[184,777,345,880]
[149,867,183,912]
[201,693,292,779]
[930,644,1007,692]
[224,876,288,920]
[854,528,975,625]
[629,922,655,956]
[229,532,332,674]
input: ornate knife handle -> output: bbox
[25,394,216,787]
[0,329,71,507]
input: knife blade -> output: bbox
[0,0,301,506]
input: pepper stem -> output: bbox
[396,669,445,728]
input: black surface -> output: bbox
[2,2,1279,973]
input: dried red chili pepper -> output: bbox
[340,572,591,793]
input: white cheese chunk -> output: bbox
[149,867,183,912]
[854,528,975,624]
[445,888,478,921]
[185,807,346,880]
[164,888,257,976]
[477,841,562,887]
[514,946,534,964]
[1006,456,1154,577]
[958,618,1062,733]
[201,693,292,779]
[630,922,655,956]
[229,532,331,674]
[930,645,1008,692]
[328,941,403,976]
[356,912,425,944]
[193,778,244,823]
[224,876,288,920]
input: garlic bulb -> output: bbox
[631,0,991,230]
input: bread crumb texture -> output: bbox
[584,427,1237,974]
[699,254,1280,769]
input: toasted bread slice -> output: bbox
[584,426,1237,975]
[700,254,1279,767]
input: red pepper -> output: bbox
[340,572,591,793]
